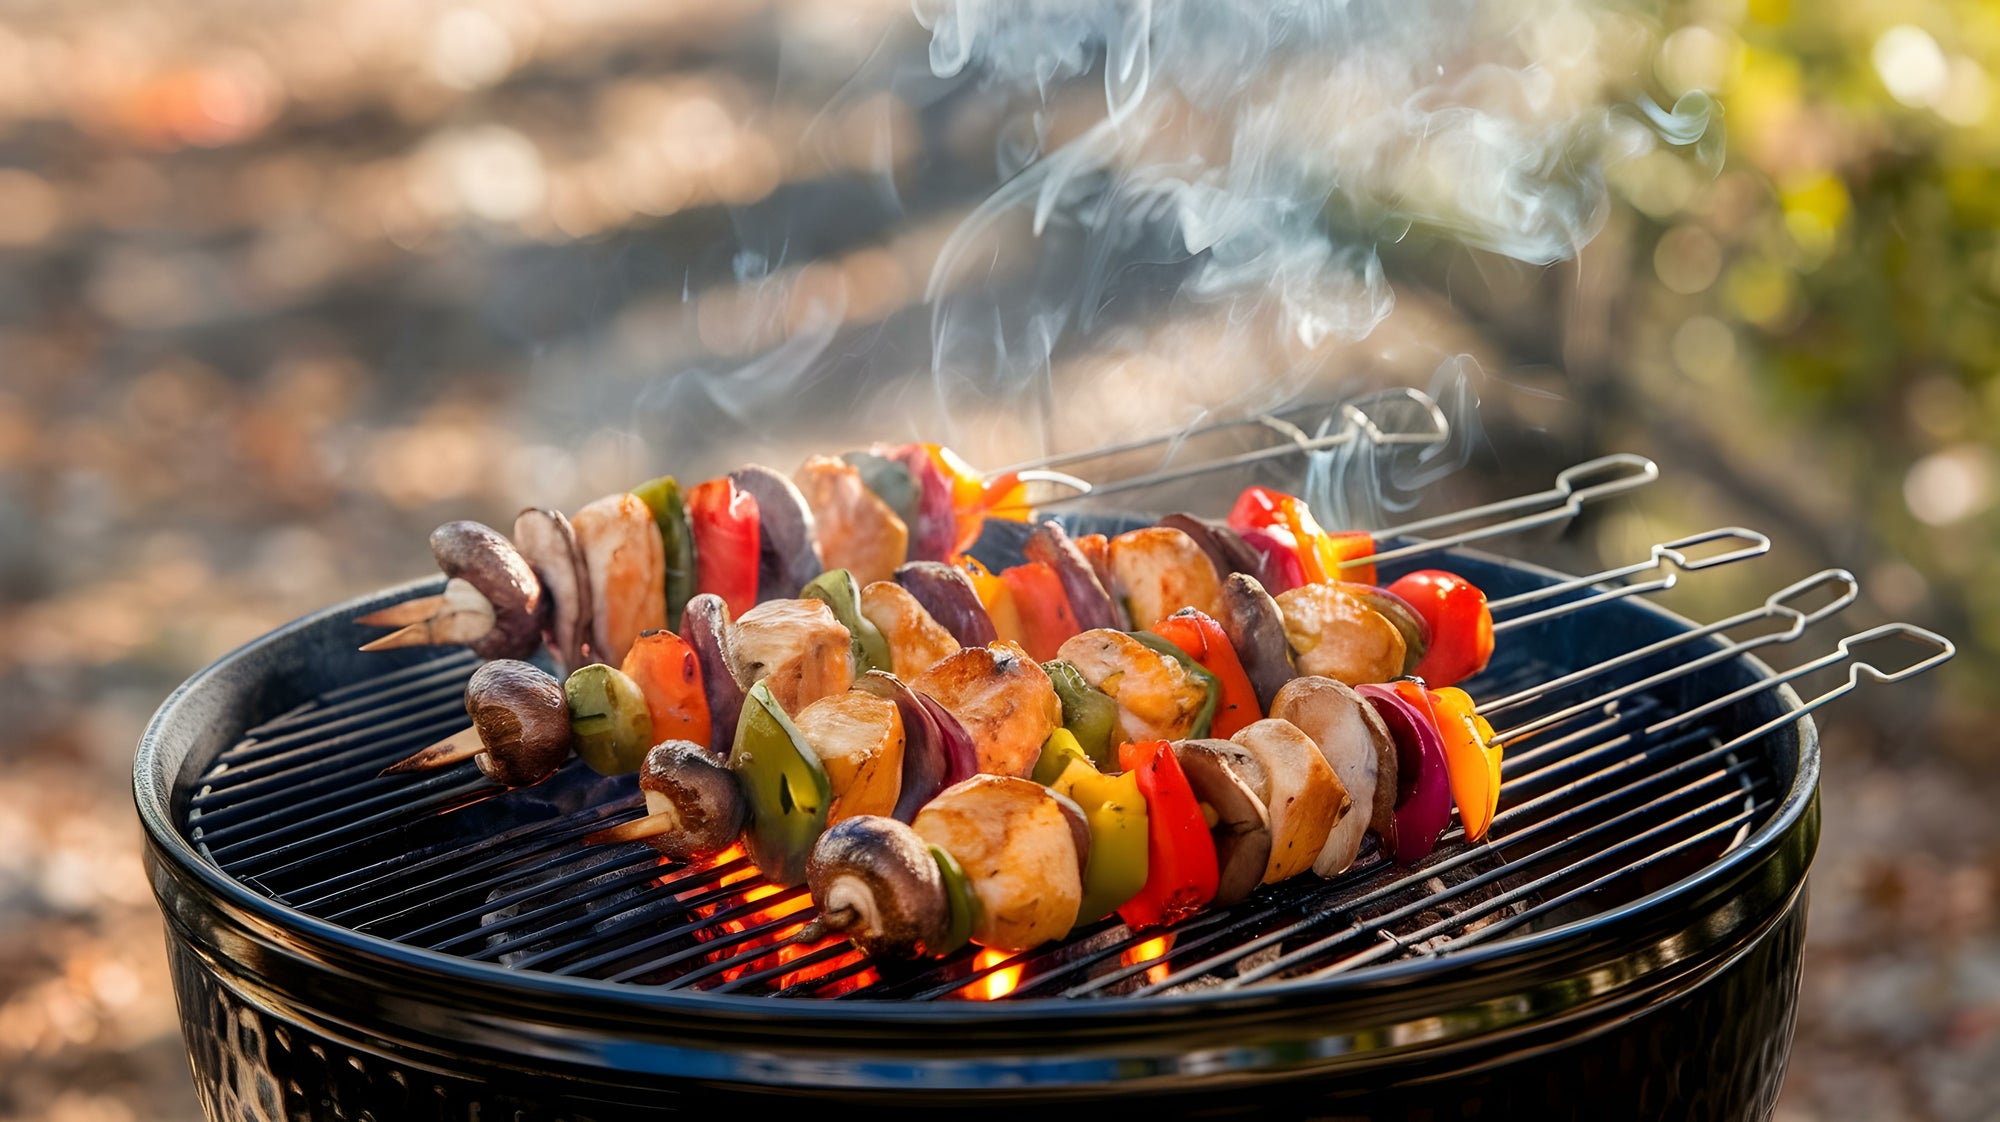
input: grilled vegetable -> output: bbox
[1228,718,1348,883]
[1055,628,1209,744]
[1150,609,1261,738]
[1171,739,1273,906]
[1274,583,1407,687]
[795,454,908,587]
[1237,526,1307,594]
[929,844,980,956]
[572,494,669,665]
[730,681,832,886]
[1108,526,1223,629]
[809,816,949,960]
[687,477,761,621]
[632,475,697,630]
[634,740,746,861]
[1024,520,1119,632]
[1000,561,1081,660]
[460,659,572,786]
[360,523,546,658]
[1031,728,1091,788]
[1385,569,1494,688]
[912,643,1062,779]
[1271,676,1395,876]
[858,580,961,679]
[725,598,855,715]
[1356,683,1453,865]
[620,630,711,751]
[884,444,957,563]
[1042,659,1120,771]
[963,559,1025,647]
[511,508,591,672]
[1156,513,1264,590]
[1047,754,1149,924]
[564,663,654,776]
[802,568,892,675]
[852,671,979,822]
[795,690,905,823]
[1115,740,1219,929]
[1215,572,1295,712]
[727,465,822,601]
[1227,485,1376,586]
[841,450,920,535]
[912,775,1082,952]
[921,443,1029,555]
[893,561,997,648]
[681,593,742,757]
[1429,685,1503,841]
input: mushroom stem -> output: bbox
[582,810,681,846]
[356,594,449,628]
[379,726,484,776]
[357,579,497,651]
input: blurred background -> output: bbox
[0,0,1994,1118]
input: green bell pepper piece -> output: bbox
[1130,632,1220,740]
[633,475,697,630]
[1031,728,1091,788]
[929,844,980,956]
[564,664,654,775]
[1052,757,1150,924]
[1041,659,1119,771]
[728,681,831,886]
[801,568,892,675]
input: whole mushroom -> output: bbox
[636,741,748,862]
[432,521,547,660]
[807,815,949,959]
[465,659,573,786]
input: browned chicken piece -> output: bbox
[793,455,910,587]
[1271,676,1396,875]
[726,598,855,714]
[1108,527,1224,629]
[570,493,667,665]
[912,642,1060,778]
[1274,584,1407,686]
[859,580,961,679]
[1054,628,1208,743]
[912,775,1082,952]
[1229,718,1350,882]
[795,691,905,823]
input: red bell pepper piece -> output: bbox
[1227,486,1377,586]
[686,478,761,620]
[1147,610,1261,738]
[1384,569,1493,689]
[1116,740,1219,929]
[999,561,1081,661]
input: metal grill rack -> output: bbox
[181,519,1951,1004]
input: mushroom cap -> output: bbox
[465,659,572,786]
[431,521,547,661]
[1172,739,1274,906]
[807,815,948,959]
[511,508,591,673]
[639,740,747,862]
[1217,572,1296,713]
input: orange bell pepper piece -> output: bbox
[960,557,1024,647]
[620,629,712,749]
[923,444,1030,554]
[1392,681,1497,842]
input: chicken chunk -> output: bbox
[795,691,904,823]
[912,775,1082,952]
[1108,527,1223,629]
[860,580,961,679]
[570,493,667,665]
[1054,628,1208,744]
[726,598,854,714]
[794,455,909,587]
[912,642,1061,778]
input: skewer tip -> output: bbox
[378,727,484,777]
[582,810,680,846]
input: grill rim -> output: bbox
[136,547,1820,1038]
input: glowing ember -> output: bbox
[970,948,1024,1001]
[1121,934,1176,985]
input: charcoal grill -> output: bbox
[136,452,1951,1120]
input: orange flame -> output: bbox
[969,947,1024,1000]
[1121,934,1175,985]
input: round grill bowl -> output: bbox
[136,530,1818,1120]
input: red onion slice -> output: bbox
[893,561,998,647]
[1237,528,1307,594]
[887,444,958,563]
[855,671,979,822]
[680,593,742,760]
[1355,683,1452,865]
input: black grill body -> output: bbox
[137,529,1818,1119]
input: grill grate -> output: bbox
[183,554,1942,1003]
